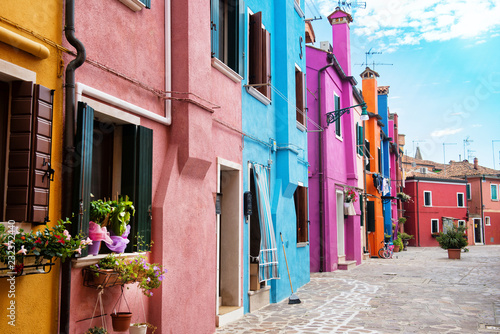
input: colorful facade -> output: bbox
[241,0,310,313]
[403,176,468,247]
[306,8,362,272]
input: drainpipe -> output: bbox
[317,62,333,272]
[61,0,86,333]
[480,175,484,244]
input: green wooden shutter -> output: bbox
[122,125,153,252]
[335,95,341,136]
[73,102,94,256]
[210,0,219,58]
[138,0,151,9]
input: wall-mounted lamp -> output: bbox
[326,102,368,125]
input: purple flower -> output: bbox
[158,275,164,281]
[146,277,151,282]
[153,266,159,271]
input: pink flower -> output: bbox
[17,245,27,255]
[75,247,82,254]
[63,230,71,241]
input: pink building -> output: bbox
[306,9,362,272]
[62,0,243,333]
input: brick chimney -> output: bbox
[474,157,479,169]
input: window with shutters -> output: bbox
[249,11,271,100]
[466,183,471,200]
[356,123,364,156]
[365,140,370,171]
[294,185,308,243]
[74,102,153,255]
[334,94,341,137]
[295,66,306,128]
[1,81,54,224]
[491,184,498,201]
[211,0,243,76]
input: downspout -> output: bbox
[317,62,333,272]
[416,180,420,247]
[480,175,484,244]
[61,0,86,333]
[363,121,368,253]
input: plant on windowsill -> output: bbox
[0,219,91,276]
[397,192,411,202]
[343,188,357,216]
[436,224,468,259]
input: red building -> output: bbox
[403,174,468,247]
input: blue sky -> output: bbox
[305,0,500,169]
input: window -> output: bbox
[74,102,153,255]
[294,185,308,243]
[211,0,242,75]
[458,220,466,228]
[334,94,341,137]
[364,140,370,171]
[424,191,432,206]
[356,123,364,156]
[295,66,306,127]
[377,147,381,173]
[457,193,464,207]
[466,183,471,200]
[491,184,498,201]
[485,217,491,226]
[431,219,439,234]
[1,81,54,224]
[249,11,271,99]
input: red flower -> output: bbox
[35,238,42,244]
[14,263,24,274]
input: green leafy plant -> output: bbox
[0,219,91,273]
[89,199,114,226]
[344,188,357,203]
[108,196,135,236]
[393,237,404,250]
[85,326,109,334]
[436,225,468,250]
[398,217,407,225]
[397,192,411,202]
[399,232,414,241]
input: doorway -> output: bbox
[473,218,483,244]
[337,190,345,259]
[216,158,242,326]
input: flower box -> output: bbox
[82,268,132,288]
[0,255,55,277]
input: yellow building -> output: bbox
[0,1,64,333]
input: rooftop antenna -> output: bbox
[443,142,457,165]
[463,136,473,161]
[467,149,476,161]
[305,0,323,21]
[355,49,393,70]
[337,1,367,11]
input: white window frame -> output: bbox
[431,219,439,234]
[458,220,466,228]
[485,216,491,226]
[424,191,432,207]
[491,184,498,201]
[334,93,342,140]
[457,193,465,208]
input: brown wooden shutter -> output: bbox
[297,186,308,243]
[261,28,271,98]
[295,70,305,125]
[249,12,263,87]
[6,82,53,224]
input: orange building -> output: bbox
[360,67,385,257]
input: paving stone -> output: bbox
[215,245,500,334]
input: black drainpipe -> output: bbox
[61,0,86,333]
[317,61,333,272]
[416,179,420,247]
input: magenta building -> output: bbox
[306,9,362,272]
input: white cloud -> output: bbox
[310,0,500,51]
[431,127,464,137]
[471,124,482,128]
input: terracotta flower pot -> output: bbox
[447,249,461,259]
[111,312,133,332]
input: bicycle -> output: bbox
[378,239,394,259]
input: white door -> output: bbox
[337,191,345,257]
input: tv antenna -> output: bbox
[337,1,367,11]
[355,49,393,70]
[463,136,473,161]
[305,0,323,21]
[467,149,476,161]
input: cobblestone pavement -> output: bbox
[216,246,500,334]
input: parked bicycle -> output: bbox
[378,239,394,259]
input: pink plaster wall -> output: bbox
[64,0,242,333]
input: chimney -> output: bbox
[327,8,352,76]
[474,157,479,169]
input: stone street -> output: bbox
[216,246,500,334]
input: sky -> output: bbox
[305,0,500,170]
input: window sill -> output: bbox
[248,285,270,296]
[211,57,242,83]
[296,121,307,132]
[294,1,305,18]
[71,252,146,269]
[431,233,439,238]
[336,135,343,141]
[297,242,309,248]
[246,86,271,106]
[118,0,145,11]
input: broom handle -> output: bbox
[280,232,294,293]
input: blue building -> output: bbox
[378,86,393,236]
[241,0,310,313]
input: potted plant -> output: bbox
[88,199,114,255]
[397,192,411,202]
[0,219,91,275]
[130,322,157,334]
[399,232,414,250]
[105,196,135,253]
[85,326,109,334]
[392,236,403,252]
[436,224,468,259]
[343,188,357,215]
